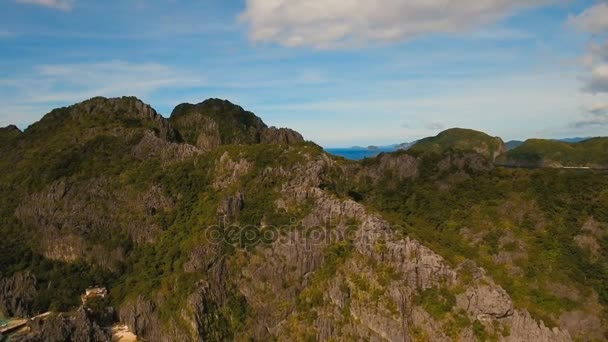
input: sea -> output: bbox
[325,146,397,160]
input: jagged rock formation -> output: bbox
[0,271,37,317]
[0,97,605,341]
[260,126,304,145]
[170,98,304,149]
[13,309,111,342]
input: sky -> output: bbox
[0,0,607,147]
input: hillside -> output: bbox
[409,128,506,161]
[497,138,608,168]
[0,97,606,341]
[170,98,303,150]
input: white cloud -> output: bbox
[426,122,446,131]
[584,64,608,93]
[0,60,203,127]
[574,100,608,128]
[580,36,608,94]
[569,2,608,34]
[254,72,583,145]
[239,0,553,48]
[14,0,73,11]
[567,3,608,131]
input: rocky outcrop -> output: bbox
[183,280,232,341]
[76,96,177,142]
[169,99,305,149]
[132,131,200,162]
[502,310,571,342]
[119,296,165,341]
[261,127,304,145]
[14,309,111,342]
[213,152,253,189]
[457,282,513,321]
[0,271,37,317]
[15,176,169,265]
[265,155,571,341]
[170,99,266,147]
[357,153,419,182]
[438,152,494,173]
[217,192,245,219]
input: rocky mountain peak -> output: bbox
[21,96,178,142]
[169,98,304,149]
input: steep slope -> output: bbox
[331,151,608,341]
[410,128,506,161]
[169,98,303,150]
[0,124,22,143]
[0,98,604,341]
[497,138,608,168]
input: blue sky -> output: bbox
[0,0,607,147]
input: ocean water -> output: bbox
[325,147,396,160]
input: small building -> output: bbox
[81,286,108,305]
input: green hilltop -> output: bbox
[408,128,506,161]
[497,137,608,168]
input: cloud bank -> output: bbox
[569,3,608,129]
[14,0,73,11]
[240,0,553,48]
[569,2,608,34]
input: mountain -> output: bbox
[559,137,591,143]
[497,137,608,169]
[506,138,593,152]
[170,98,304,149]
[505,140,524,150]
[0,97,606,341]
[409,128,506,161]
[395,141,417,150]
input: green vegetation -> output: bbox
[170,99,266,146]
[330,150,608,328]
[2,97,607,340]
[414,288,456,320]
[409,128,505,160]
[497,137,608,168]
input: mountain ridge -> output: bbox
[1,97,606,341]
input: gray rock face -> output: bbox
[119,296,165,341]
[14,309,111,342]
[261,127,304,145]
[356,153,419,183]
[184,280,231,341]
[438,152,494,173]
[170,99,305,149]
[266,155,572,341]
[457,282,513,320]
[132,131,200,162]
[217,192,245,219]
[502,310,571,342]
[67,96,178,142]
[0,271,37,317]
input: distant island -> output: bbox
[327,136,596,161]
[326,142,416,160]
